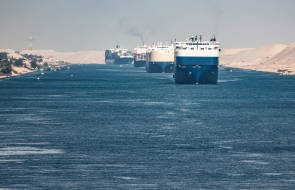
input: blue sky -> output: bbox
[1,0,295,51]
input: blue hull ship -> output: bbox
[105,45,133,65]
[134,60,146,67]
[174,35,221,84]
[146,61,174,73]
[174,57,218,84]
[114,57,133,65]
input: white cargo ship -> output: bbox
[133,45,148,67]
[174,35,221,84]
[146,43,174,73]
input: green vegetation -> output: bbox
[0,52,8,60]
[30,59,38,69]
[0,51,44,76]
[0,61,12,74]
[13,58,24,67]
[22,53,43,69]
[0,52,12,74]
[22,54,42,62]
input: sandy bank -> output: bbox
[220,43,295,75]
[0,69,36,79]
[21,50,105,65]
[0,49,105,79]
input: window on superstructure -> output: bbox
[208,48,212,50]
[201,48,204,50]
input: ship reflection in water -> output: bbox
[0,64,295,189]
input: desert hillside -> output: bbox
[21,50,105,65]
[0,49,44,78]
[220,43,295,75]
[0,49,105,78]
[2,44,295,79]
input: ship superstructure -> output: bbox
[174,35,221,84]
[146,43,174,73]
[105,45,134,65]
[133,45,148,67]
[105,49,115,64]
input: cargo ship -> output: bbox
[146,43,174,73]
[105,49,115,64]
[105,45,134,65]
[174,35,221,84]
[133,45,148,67]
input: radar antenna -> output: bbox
[199,35,202,42]
[210,35,216,42]
[194,35,198,42]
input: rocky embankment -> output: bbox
[0,49,49,79]
[220,43,295,75]
[0,49,104,79]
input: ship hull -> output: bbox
[114,57,133,65]
[105,58,114,64]
[146,61,174,73]
[134,60,146,67]
[174,57,218,84]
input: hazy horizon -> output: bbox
[1,0,295,51]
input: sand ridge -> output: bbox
[220,43,295,75]
[2,43,295,78]
[21,50,105,65]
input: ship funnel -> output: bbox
[199,35,202,42]
[116,45,120,49]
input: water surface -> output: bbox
[1,64,295,189]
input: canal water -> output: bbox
[1,64,295,189]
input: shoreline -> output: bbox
[220,43,295,76]
[220,66,295,76]
[2,64,294,81]
[0,69,38,79]
[220,65,295,76]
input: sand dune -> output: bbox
[2,43,295,78]
[267,43,295,66]
[21,50,105,64]
[220,43,295,75]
